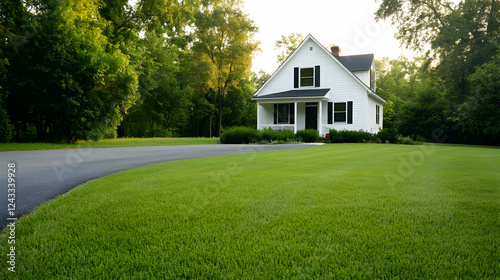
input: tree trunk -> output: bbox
[217,90,223,137]
[209,113,213,138]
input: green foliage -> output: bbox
[382,100,396,129]
[377,127,398,144]
[192,1,259,137]
[0,103,13,142]
[258,128,295,142]
[222,79,257,129]
[458,56,500,143]
[397,135,416,145]
[295,129,319,143]
[375,0,500,146]
[119,31,192,138]
[396,90,447,140]
[329,129,374,143]
[220,126,259,144]
[3,0,139,142]
[274,33,303,65]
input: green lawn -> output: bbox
[0,137,220,151]
[1,144,499,279]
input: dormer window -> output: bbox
[300,68,314,87]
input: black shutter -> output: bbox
[347,101,353,124]
[294,67,299,88]
[315,65,320,87]
[289,103,295,124]
[274,104,278,124]
[328,102,333,124]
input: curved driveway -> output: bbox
[0,144,318,229]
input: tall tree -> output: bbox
[375,0,500,103]
[4,0,139,141]
[274,33,303,65]
[119,31,193,137]
[458,54,500,144]
[192,0,258,137]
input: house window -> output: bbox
[274,103,295,124]
[376,104,380,124]
[300,68,314,87]
[334,102,347,122]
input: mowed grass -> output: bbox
[1,144,499,279]
[0,137,219,151]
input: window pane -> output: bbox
[300,77,313,87]
[334,112,346,122]
[300,68,313,77]
[278,104,289,124]
[334,103,346,111]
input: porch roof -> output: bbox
[252,88,330,100]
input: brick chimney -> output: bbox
[331,46,340,57]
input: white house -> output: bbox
[252,34,385,136]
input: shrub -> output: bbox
[295,129,319,143]
[275,130,295,141]
[0,105,13,143]
[398,135,416,145]
[259,127,276,142]
[258,128,295,142]
[329,129,374,143]
[415,135,426,145]
[377,127,398,144]
[220,126,259,144]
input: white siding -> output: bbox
[367,94,384,133]
[353,71,370,87]
[258,103,274,128]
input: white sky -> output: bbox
[242,0,414,74]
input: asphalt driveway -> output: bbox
[0,144,319,229]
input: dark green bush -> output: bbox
[377,128,398,143]
[296,129,319,143]
[0,105,13,143]
[397,135,416,145]
[275,130,295,141]
[259,127,276,142]
[259,128,295,142]
[329,129,374,143]
[220,126,259,144]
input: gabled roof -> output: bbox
[253,34,385,104]
[252,88,329,100]
[336,54,374,72]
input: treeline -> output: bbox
[0,0,263,142]
[375,0,500,146]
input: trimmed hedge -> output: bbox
[296,129,319,143]
[329,129,374,143]
[220,126,259,144]
[377,128,398,144]
[221,127,320,144]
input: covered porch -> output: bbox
[252,89,330,136]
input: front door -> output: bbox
[305,106,317,130]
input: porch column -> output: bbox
[318,101,322,136]
[294,102,297,134]
[256,102,260,130]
